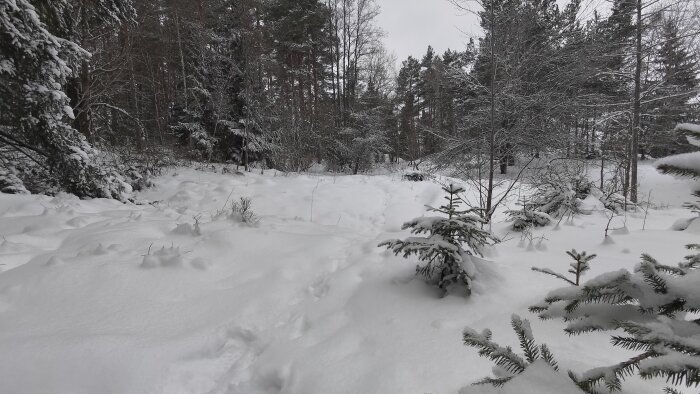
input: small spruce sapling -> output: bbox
[463,314,560,387]
[532,249,596,286]
[505,203,553,231]
[379,184,498,295]
[231,197,259,225]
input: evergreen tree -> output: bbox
[530,246,700,392]
[505,204,553,232]
[334,82,390,174]
[532,249,597,286]
[379,184,498,295]
[264,0,333,170]
[33,0,137,143]
[0,0,131,199]
[645,17,698,158]
[396,56,422,162]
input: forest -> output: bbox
[1,1,700,393]
[1,0,698,205]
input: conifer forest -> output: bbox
[1,0,700,393]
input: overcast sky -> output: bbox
[376,0,478,64]
[376,0,609,66]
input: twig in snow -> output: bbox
[643,190,652,231]
[310,179,321,222]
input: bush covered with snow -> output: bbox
[527,162,593,218]
[0,167,29,195]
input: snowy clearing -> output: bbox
[0,163,698,394]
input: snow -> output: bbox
[465,361,584,394]
[0,163,697,393]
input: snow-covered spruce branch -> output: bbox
[657,124,700,182]
[529,245,700,392]
[463,315,560,387]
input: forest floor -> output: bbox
[0,162,698,394]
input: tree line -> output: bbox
[1,0,698,207]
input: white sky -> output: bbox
[376,0,610,65]
[376,0,478,64]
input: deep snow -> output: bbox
[0,163,698,394]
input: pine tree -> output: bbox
[530,246,700,392]
[379,184,498,295]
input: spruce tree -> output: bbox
[335,82,390,174]
[379,184,498,295]
[646,17,698,158]
[532,249,597,286]
[396,57,422,162]
[530,246,700,392]
[0,0,130,199]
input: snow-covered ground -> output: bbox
[0,163,697,394]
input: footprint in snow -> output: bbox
[308,274,330,300]
[161,325,263,394]
[45,256,66,267]
[289,313,309,340]
[76,243,112,257]
[65,216,90,228]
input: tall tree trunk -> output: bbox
[77,1,93,142]
[630,0,642,203]
[176,14,188,112]
[77,59,93,142]
[486,4,496,220]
